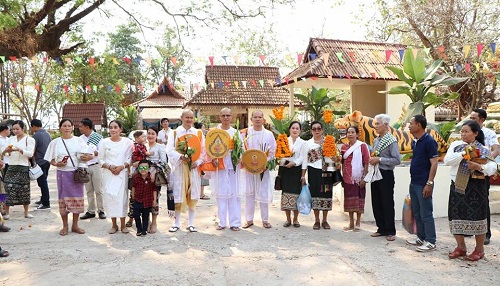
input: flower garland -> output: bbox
[271,105,292,160]
[322,109,337,157]
[272,106,285,121]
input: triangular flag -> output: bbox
[259,79,264,87]
[194,83,199,91]
[123,57,131,64]
[221,56,227,65]
[43,57,48,63]
[285,77,289,85]
[346,74,351,80]
[93,85,98,92]
[321,53,330,65]
[107,85,112,92]
[86,85,91,92]
[327,75,333,82]
[99,57,105,64]
[449,65,454,72]
[75,57,82,63]
[477,43,484,58]
[412,49,419,59]
[55,57,62,65]
[370,72,377,79]
[276,77,281,85]
[112,58,119,64]
[242,81,247,88]
[259,55,266,65]
[63,85,69,93]
[146,57,152,66]
[251,80,257,87]
[170,57,177,66]
[35,84,40,91]
[42,85,47,92]
[218,82,223,89]
[209,56,214,67]
[309,53,317,60]
[348,52,356,62]
[490,43,496,54]
[464,45,471,58]
[456,64,462,72]
[135,57,142,65]
[115,85,121,92]
[297,54,303,65]
[423,48,430,55]
[267,79,274,87]
[335,52,345,63]
[233,55,239,66]
[65,57,72,64]
[9,56,17,62]
[385,50,392,63]
[474,62,480,71]
[437,46,447,59]
[210,82,215,89]
[398,49,405,63]
[138,85,143,92]
[234,81,239,88]
[372,51,380,60]
[293,77,298,83]
[285,54,293,65]
[224,81,230,87]
[31,56,38,64]
[89,57,95,66]
[465,63,471,73]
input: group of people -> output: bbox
[0,107,498,262]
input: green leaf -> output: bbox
[404,102,424,122]
[403,49,426,82]
[387,85,412,97]
[438,77,469,86]
[423,59,443,81]
[386,66,413,86]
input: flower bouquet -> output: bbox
[176,136,197,169]
[322,109,340,171]
[270,106,292,167]
[231,119,244,171]
[463,145,488,179]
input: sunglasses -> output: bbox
[311,127,322,131]
[138,166,149,171]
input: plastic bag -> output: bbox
[297,185,312,215]
[402,194,417,234]
[364,164,383,183]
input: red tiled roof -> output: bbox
[280,38,407,84]
[185,65,303,107]
[134,77,185,107]
[62,103,106,126]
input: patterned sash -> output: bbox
[375,133,397,154]
[454,141,494,194]
[87,131,102,147]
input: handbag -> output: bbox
[297,184,312,215]
[61,138,90,184]
[154,161,170,186]
[274,166,282,190]
[332,169,343,186]
[364,164,383,183]
[25,138,43,181]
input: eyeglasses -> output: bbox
[138,166,149,171]
[220,114,231,117]
[311,127,322,132]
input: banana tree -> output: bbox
[382,49,468,122]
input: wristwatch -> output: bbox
[426,181,434,186]
[480,165,485,172]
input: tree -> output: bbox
[0,0,294,58]
[362,0,500,119]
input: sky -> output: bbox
[81,0,371,89]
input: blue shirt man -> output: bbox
[406,115,439,252]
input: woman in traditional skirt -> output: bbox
[0,124,10,215]
[444,120,497,261]
[280,121,305,228]
[341,126,369,232]
[99,120,133,234]
[45,119,91,236]
[301,121,337,230]
[1,120,35,219]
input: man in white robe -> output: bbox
[242,110,276,229]
[209,108,242,231]
[166,109,206,233]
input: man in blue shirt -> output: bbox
[31,119,52,210]
[406,115,439,252]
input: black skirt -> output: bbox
[280,165,302,211]
[448,179,488,235]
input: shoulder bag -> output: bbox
[61,138,90,184]
[26,137,43,181]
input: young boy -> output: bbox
[131,160,157,236]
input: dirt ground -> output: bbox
[1,169,500,286]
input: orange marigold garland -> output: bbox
[322,134,337,157]
[323,109,333,124]
[276,133,292,159]
[272,106,285,120]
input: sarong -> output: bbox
[5,165,30,206]
[342,182,366,213]
[280,166,302,211]
[308,166,333,211]
[448,179,488,235]
[57,170,85,215]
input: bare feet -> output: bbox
[149,223,157,234]
[59,228,68,236]
[109,225,118,234]
[71,227,85,234]
[121,227,130,233]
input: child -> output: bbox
[127,131,153,227]
[131,160,157,236]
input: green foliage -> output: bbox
[116,106,138,135]
[383,49,467,122]
[427,121,457,142]
[294,86,345,121]
[268,112,297,136]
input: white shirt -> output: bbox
[158,128,173,145]
[3,136,35,166]
[80,132,101,165]
[482,126,499,150]
[444,140,497,181]
[0,135,9,165]
[302,139,323,170]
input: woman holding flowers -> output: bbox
[444,120,497,261]
[301,121,336,230]
[341,126,370,231]
[279,121,306,228]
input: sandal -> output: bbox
[448,247,467,259]
[121,227,130,233]
[386,235,396,241]
[465,249,485,261]
[109,226,118,234]
[370,232,382,237]
[200,195,210,200]
[343,226,354,232]
[293,222,300,228]
[216,225,226,230]
[186,226,198,233]
[263,222,272,229]
[242,221,254,229]
[353,226,361,232]
[169,226,180,232]
[283,221,292,227]
[125,220,133,228]
[0,248,9,257]
[313,222,320,230]
[59,228,68,236]
[230,226,240,231]
[71,227,86,234]
[321,222,331,229]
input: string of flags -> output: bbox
[2,43,499,95]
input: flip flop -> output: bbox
[230,226,240,231]
[125,220,133,227]
[59,228,68,236]
[169,226,180,232]
[263,222,272,229]
[186,226,198,233]
[371,232,382,237]
[71,227,86,234]
[242,222,254,229]
[216,225,226,230]
[121,227,130,233]
[343,226,354,232]
[283,221,292,227]
[386,235,396,241]
[321,222,331,229]
[353,226,361,232]
[0,248,9,257]
[199,195,210,200]
[109,226,118,234]
[293,222,300,228]
[313,222,321,230]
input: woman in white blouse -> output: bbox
[146,126,167,233]
[279,121,305,227]
[1,120,35,219]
